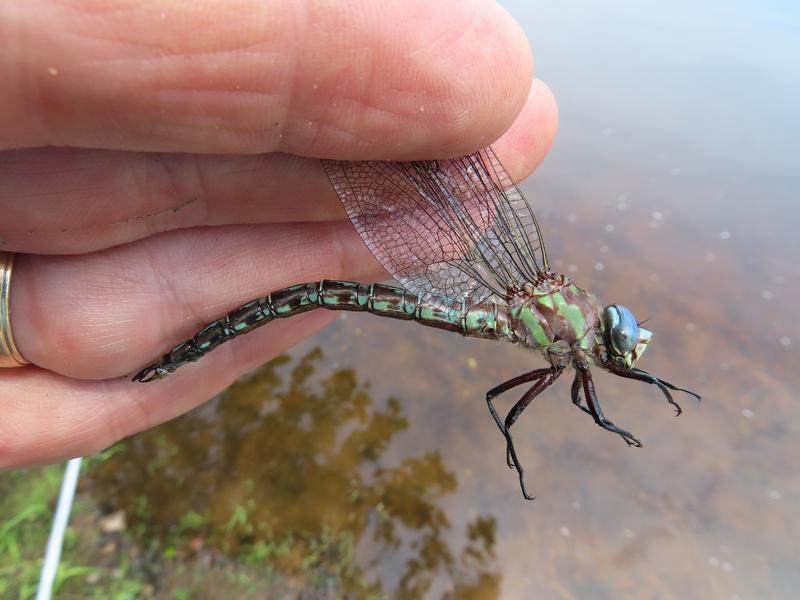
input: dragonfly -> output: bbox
[133,147,700,499]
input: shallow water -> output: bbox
[86,1,799,597]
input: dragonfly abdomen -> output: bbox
[133,280,516,381]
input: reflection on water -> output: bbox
[89,349,500,598]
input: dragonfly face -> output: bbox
[601,304,652,369]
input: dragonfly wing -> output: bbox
[322,147,548,309]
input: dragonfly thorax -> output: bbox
[508,280,603,357]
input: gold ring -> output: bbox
[0,252,29,367]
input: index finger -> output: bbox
[0,0,533,159]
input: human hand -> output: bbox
[0,0,557,467]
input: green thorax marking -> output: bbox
[550,292,587,337]
[517,306,552,347]
[512,280,599,351]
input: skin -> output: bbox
[0,0,558,467]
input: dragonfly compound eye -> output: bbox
[603,304,640,356]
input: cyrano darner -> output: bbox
[133,147,700,499]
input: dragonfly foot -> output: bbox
[575,367,644,448]
[506,434,534,500]
[489,413,533,499]
[598,419,643,447]
[607,364,702,417]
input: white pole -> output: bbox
[36,457,83,600]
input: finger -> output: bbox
[0,80,557,254]
[0,150,338,253]
[491,80,558,181]
[11,220,385,380]
[0,308,339,468]
[1,0,533,158]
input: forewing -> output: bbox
[322,147,548,309]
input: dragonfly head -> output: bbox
[600,304,652,369]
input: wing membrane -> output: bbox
[322,147,548,309]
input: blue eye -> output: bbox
[603,305,640,356]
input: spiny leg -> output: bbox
[570,370,592,416]
[606,363,702,416]
[499,375,562,500]
[502,368,564,470]
[572,370,637,442]
[485,369,552,438]
[578,366,643,448]
[484,368,552,500]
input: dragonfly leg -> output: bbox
[485,369,552,437]
[569,370,592,416]
[578,366,643,448]
[485,368,552,500]
[502,368,564,472]
[606,364,702,416]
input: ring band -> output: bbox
[0,252,29,367]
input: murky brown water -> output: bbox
[83,1,799,598]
